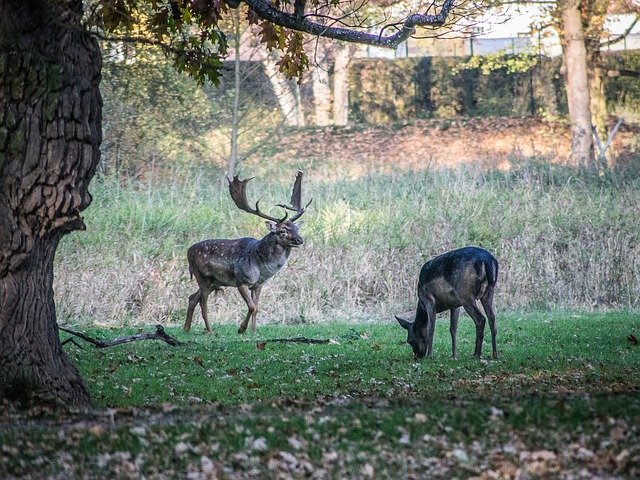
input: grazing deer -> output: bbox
[396,246,498,359]
[184,171,311,334]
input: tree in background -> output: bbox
[100,44,218,177]
[0,0,460,408]
[460,0,638,170]
[553,0,639,169]
[557,0,594,168]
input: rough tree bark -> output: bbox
[0,0,101,407]
[559,0,594,168]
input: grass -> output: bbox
[63,311,640,408]
[2,311,640,478]
[53,161,640,328]
[23,140,640,477]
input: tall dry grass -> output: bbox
[54,160,640,328]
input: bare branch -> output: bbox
[601,14,639,48]
[244,0,456,48]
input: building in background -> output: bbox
[360,3,640,58]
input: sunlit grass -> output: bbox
[54,162,640,328]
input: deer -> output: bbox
[183,171,311,334]
[396,246,498,359]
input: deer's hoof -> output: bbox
[238,327,246,334]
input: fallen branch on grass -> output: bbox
[59,324,183,348]
[255,337,332,350]
[264,337,331,344]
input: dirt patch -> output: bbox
[266,118,639,177]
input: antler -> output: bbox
[228,176,287,223]
[278,170,312,222]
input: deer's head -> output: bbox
[396,316,428,358]
[266,219,304,248]
[228,170,311,248]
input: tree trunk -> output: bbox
[333,43,352,126]
[0,236,91,406]
[559,0,594,169]
[262,53,306,127]
[589,64,611,167]
[311,41,331,126]
[584,0,611,169]
[0,0,101,408]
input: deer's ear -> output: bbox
[266,221,277,232]
[396,316,412,331]
[294,220,304,228]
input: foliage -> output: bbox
[250,17,309,79]
[604,50,640,122]
[100,44,220,176]
[97,0,229,83]
[100,45,285,176]
[2,313,639,478]
[348,51,640,122]
[457,51,539,75]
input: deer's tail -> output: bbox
[484,257,498,289]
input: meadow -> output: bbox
[3,148,640,478]
[54,158,640,329]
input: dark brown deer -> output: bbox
[396,246,498,359]
[184,171,311,334]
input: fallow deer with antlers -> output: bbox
[184,171,311,334]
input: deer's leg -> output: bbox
[480,288,497,358]
[250,287,262,334]
[199,288,212,333]
[450,307,460,359]
[417,296,437,358]
[461,299,486,358]
[184,290,201,333]
[237,285,256,334]
[426,304,436,358]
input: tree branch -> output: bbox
[244,0,456,48]
[601,15,639,49]
[91,31,203,59]
[59,325,183,348]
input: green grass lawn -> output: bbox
[2,311,639,478]
[66,311,639,407]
